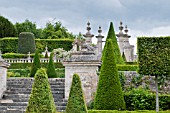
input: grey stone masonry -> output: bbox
[0,78,66,113]
[0,55,10,99]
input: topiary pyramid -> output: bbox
[102,22,124,64]
[30,51,41,77]
[46,53,57,78]
[94,39,126,110]
[25,68,56,113]
[66,74,87,113]
[122,51,127,62]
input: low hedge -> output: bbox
[2,53,43,58]
[117,65,138,71]
[88,110,170,113]
[7,68,65,78]
[0,38,73,53]
[9,62,64,69]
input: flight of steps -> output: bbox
[0,78,67,113]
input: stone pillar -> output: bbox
[0,56,10,99]
[96,26,104,60]
[63,61,101,103]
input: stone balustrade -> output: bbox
[4,58,64,63]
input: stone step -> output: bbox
[4,90,64,95]
[7,82,64,85]
[6,88,64,93]
[7,78,65,82]
[6,85,65,89]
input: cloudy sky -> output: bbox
[1,0,170,53]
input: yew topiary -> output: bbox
[18,32,36,54]
[30,51,41,77]
[66,74,87,113]
[102,22,124,64]
[122,52,127,62]
[94,39,126,110]
[46,53,57,78]
[26,68,56,113]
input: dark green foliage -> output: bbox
[138,37,170,76]
[0,16,17,38]
[47,53,57,78]
[45,51,48,58]
[2,53,43,58]
[88,110,170,113]
[30,51,41,77]
[9,62,64,69]
[102,22,124,64]
[94,39,125,110]
[117,65,138,71]
[124,88,170,110]
[18,32,36,54]
[122,52,127,62]
[26,68,56,113]
[66,74,87,113]
[0,38,73,53]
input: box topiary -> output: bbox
[25,68,56,113]
[18,32,36,54]
[66,74,87,113]
[94,39,126,110]
[47,53,57,78]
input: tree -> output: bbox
[138,37,170,112]
[15,19,43,38]
[66,74,87,113]
[122,52,127,62]
[18,32,36,54]
[26,68,56,113]
[102,22,124,64]
[46,53,57,78]
[0,16,17,38]
[94,39,126,110]
[30,51,41,77]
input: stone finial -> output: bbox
[98,26,102,36]
[119,21,123,32]
[45,45,48,52]
[27,52,31,59]
[124,25,128,34]
[86,21,91,35]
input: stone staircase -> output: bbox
[0,78,67,113]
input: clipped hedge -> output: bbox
[88,110,170,113]
[2,53,43,58]
[117,65,138,71]
[18,32,36,54]
[9,62,64,69]
[0,38,73,53]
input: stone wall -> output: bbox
[63,61,100,103]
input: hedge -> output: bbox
[88,110,170,113]
[2,53,43,58]
[7,68,65,78]
[0,38,73,53]
[18,32,36,54]
[8,62,64,69]
[117,65,138,71]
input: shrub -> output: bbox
[47,53,57,78]
[122,52,127,62]
[66,74,87,113]
[117,65,138,71]
[18,32,36,54]
[88,110,170,113]
[30,51,41,77]
[94,39,125,110]
[0,38,73,53]
[25,68,56,113]
[0,16,17,38]
[102,22,124,64]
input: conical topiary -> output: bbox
[94,39,126,110]
[46,53,57,78]
[25,68,56,113]
[102,22,124,64]
[30,51,41,77]
[66,74,87,113]
[122,51,127,62]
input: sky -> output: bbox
[1,0,170,54]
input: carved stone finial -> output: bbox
[45,45,48,52]
[87,21,91,33]
[124,25,128,33]
[98,26,102,36]
[119,21,123,31]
